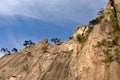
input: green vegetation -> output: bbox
[89,17,102,26]
[0,40,36,56]
[0,48,11,55]
[0,48,19,56]
[69,36,73,40]
[96,38,120,63]
[102,53,113,63]
[114,48,120,56]
[77,34,86,43]
[87,27,93,34]
[76,26,93,43]
[96,39,109,47]
[102,49,113,63]
[110,15,118,29]
[109,9,119,29]
[21,64,29,72]
[23,40,35,48]
[26,52,32,57]
[51,38,61,44]
[103,19,109,24]
[112,37,119,45]
[96,39,117,47]
[105,6,119,31]
[97,38,120,63]
[12,48,18,53]
[89,9,104,26]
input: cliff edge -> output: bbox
[0,0,120,80]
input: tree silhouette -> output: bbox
[12,48,18,53]
[28,40,35,46]
[0,48,7,53]
[69,36,73,40]
[23,40,29,47]
[0,48,10,55]
[23,40,35,47]
[51,38,61,44]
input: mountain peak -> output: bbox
[1,0,120,80]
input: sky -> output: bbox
[0,0,108,56]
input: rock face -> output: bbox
[112,0,120,26]
[1,0,120,80]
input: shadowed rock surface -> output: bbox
[1,0,120,80]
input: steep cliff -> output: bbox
[0,0,120,80]
[112,0,120,27]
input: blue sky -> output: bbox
[0,0,108,56]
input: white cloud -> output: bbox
[0,0,108,24]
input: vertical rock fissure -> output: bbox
[110,0,119,28]
[82,26,87,36]
[110,0,117,16]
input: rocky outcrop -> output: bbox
[112,0,120,27]
[0,0,120,80]
[73,25,89,38]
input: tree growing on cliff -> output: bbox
[89,8,104,27]
[0,48,11,55]
[12,48,18,53]
[23,40,29,47]
[28,40,35,46]
[51,38,61,44]
[23,40,35,47]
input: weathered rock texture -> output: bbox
[1,0,120,80]
[112,0,120,26]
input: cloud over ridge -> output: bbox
[0,0,108,24]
